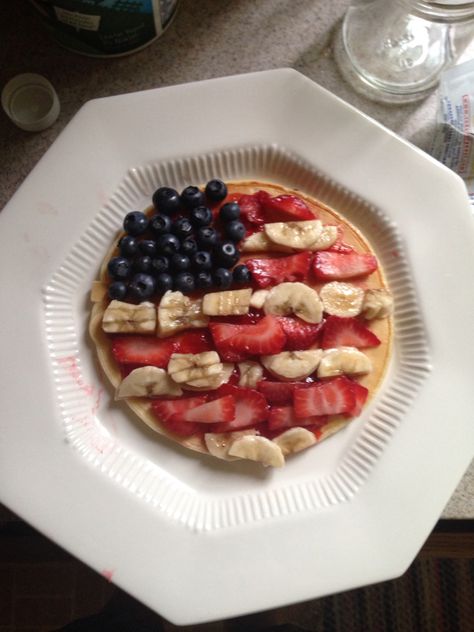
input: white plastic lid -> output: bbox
[1,73,60,132]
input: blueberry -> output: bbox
[213,268,232,290]
[195,271,213,290]
[156,233,181,256]
[170,253,190,271]
[190,205,213,228]
[133,255,152,273]
[108,256,131,280]
[233,264,251,285]
[180,185,205,210]
[180,237,198,256]
[107,281,128,300]
[225,220,246,242]
[150,213,172,236]
[214,241,239,268]
[155,272,173,293]
[152,187,181,215]
[196,226,219,249]
[219,201,240,222]
[138,240,157,257]
[174,272,195,293]
[205,179,228,203]
[192,250,212,271]
[128,273,156,300]
[172,217,193,239]
[119,235,138,257]
[123,211,149,236]
[151,256,169,275]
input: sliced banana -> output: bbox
[102,300,156,334]
[264,220,323,250]
[263,282,323,324]
[249,289,270,309]
[241,231,294,253]
[317,347,372,377]
[116,366,183,399]
[273,427,317,456]
[182,363,235,390]
[168,351,222,385]
[157,290,209,337]
[319,282,364,318]
[204,429,257,460]
[228,435,285,467]
[261,350,323,381]
[238,361,264,388]
[361,288,393,319]
[308,225,338,251]
[202,288,252,316]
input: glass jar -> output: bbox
[334,0,474,103]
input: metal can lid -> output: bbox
[1,73,60,132]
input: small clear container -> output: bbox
[334,0,474,103]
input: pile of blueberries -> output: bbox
[107,179,252,301]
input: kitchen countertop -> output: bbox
[0,0,472,520]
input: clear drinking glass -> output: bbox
[334,0,474,103]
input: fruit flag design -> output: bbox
[89,180,393,467]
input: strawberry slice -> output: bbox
[209,315,286,357]
[237,193,266,226]
[246,251,312,288]
[327,225,354,254]
[151,396,207,435]
[171,329,214,354]
[257,380,312,405]
[277,316,323,350]
[347,381,369,417]
[261,194,315,221]
[170,395,235,424]
[294,376,355,417]
[111,336,175,367]
[268,406,328,431]
[312,251,378,280]
[321,316,381,349]
[213,385,269,432]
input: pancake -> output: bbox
[89,180,393,466]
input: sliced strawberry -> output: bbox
[294,376,355,417]
[237,193,266,225]
[321,316,381,349]
[261,194,316,221]
[172,329,214,354]
[327,225,354,254]
[277,316,323,350]
[210,315,286,357]
[347,381,369,417]
[257,380,311,405]
[246,251,312,288]
[151,396,208,435]
[111,335,175,367]
[312,251,378,280]
[213,385,269,432]
[268,406,328,431]
[170,395,235,424]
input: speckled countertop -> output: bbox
[0,0,472,518]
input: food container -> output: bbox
[29,0,180,57]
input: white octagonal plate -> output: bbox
[0,69,473,625]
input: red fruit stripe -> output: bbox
[209,315,286,357]
[293,377,355,417]
[213,385,269,432]
[257,380,311,406]
[246,251,312,288]
[277,316,323,350]
[268,405,328,431]
[111,336,175,367]
[171,395,236,424]
[347,381,369,417]
[321,316,381,349]
[312,251,378,280]
[261,194,316,221]
[151,396,207,422]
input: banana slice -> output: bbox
[317,347,372,377]
[273,427,317,455]
[261,350,323,381]
[168,351,222,384]
[319,282,364,318]
[308,225,338,251]
[202,288,252,316]
[182,363,234,390]
[102,300,156,334]
[158,290,209,337]
[264,220,323,250]
[361,288,393,319]
[249,289,269,309]
[204,430,257,460]
[241,231,294,253]
[238,361,264,388]
[228,435,285,467]
[116,366,183,399]
[263,282,323,324]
